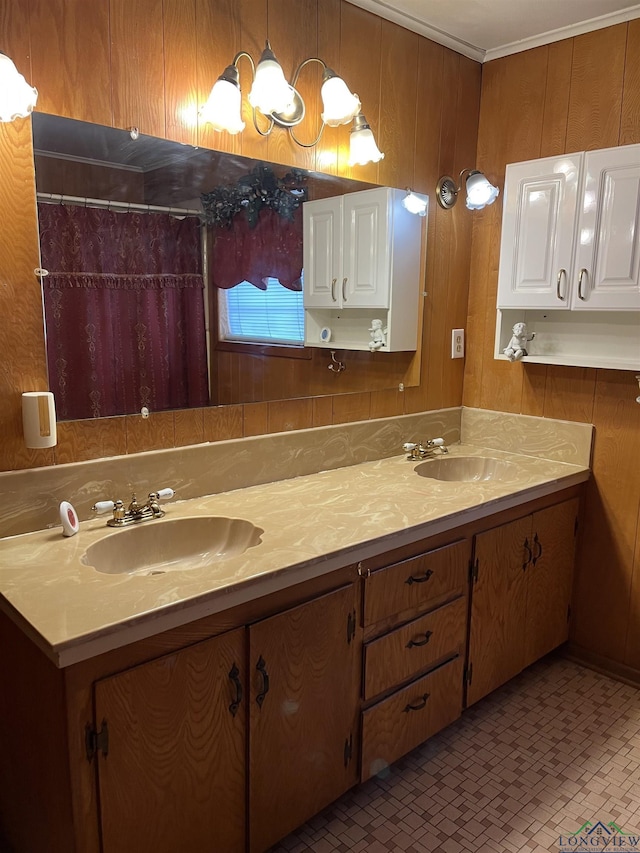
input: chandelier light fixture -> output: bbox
[436,169,499,210]
[0,52,38,122]
[201,40,384,167]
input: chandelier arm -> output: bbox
[290,56,327,89]
[252,107,275,138]
[288,121,325,148]
[232,51,256,76]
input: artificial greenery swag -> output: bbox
[201,163,308,229]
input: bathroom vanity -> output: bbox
[0,411,592,853]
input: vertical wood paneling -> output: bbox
[110,0,165,136]
[55,418,127,464]
[267,398,313,433]
[620,19,640,145]
[571,370,640,661]
[565,25,626,151]
[315,0,342,175]
[337,3,382,183]
[540,40,572,158]
[377,21,419,190]
[542,367,596,423]
[163,0,198,145]
[0,120,51,472]
[238,0,269,162]
[624,504,640,669]
[265,0,317,171]
[29,0,112,124]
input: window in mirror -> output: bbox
[219,279,304,345]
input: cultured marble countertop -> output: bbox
[0,443,590,667]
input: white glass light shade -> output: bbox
[0,53,37,122]
[200,78,245,134]
[348,115,384,167]
[320,75,360,127]
[465,171,499,210]
[402,191,428,216]
[248,52,294,115]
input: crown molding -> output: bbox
[344,0,640,63]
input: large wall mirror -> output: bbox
[32,113,423,421]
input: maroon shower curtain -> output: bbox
[38,204,209,420]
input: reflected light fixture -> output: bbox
[201,41,383,166]
[0,52,37,122]
[436,169,499,210]
[402,189,428,216]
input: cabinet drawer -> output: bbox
[363,539,470,627]
[363,596,467,700]
[361,656,464,782]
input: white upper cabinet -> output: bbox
[302,187,423,352]
[498,143,640,312]
[497,154,582,310]
[573,145,640,310]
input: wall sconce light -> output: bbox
[436,169,499,211]
[402,189,428,216]
[0,52,38,122]
[201,41,383,166]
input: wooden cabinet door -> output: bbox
[303,196,342,307]
[573,144,640,310]
[94,628,246,853]
[342,188,391,308]
[248,584,360,853]
[497,154,582,309]
[524,498,579,667]
[467,515,531,706]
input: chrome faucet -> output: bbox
[403,438,448,460]
[92,488,175,527]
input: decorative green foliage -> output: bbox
[201,164,308,229]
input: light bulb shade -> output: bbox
[465,170,499,210]
[402,191,428,216]
[0,53,37,122]
[320,70,361,127]
[248,43,294,115]
[348,114,384,167]
[200,69,245,134]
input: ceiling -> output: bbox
[345,0,640,61]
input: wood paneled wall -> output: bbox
[464,22,640,676]
[0,0,480,471]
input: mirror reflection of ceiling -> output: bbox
[32,113,375,211]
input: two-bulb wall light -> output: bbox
[200,40,384,167]
[0,52,38,122]
[402,189,428,216]
[436,169,499,211]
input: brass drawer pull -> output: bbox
[405,569,433,586]
[406,630,433,649]
[403,692,430,713]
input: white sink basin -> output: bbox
[82,516,263,577]
[415,456,521,483]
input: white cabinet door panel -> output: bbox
[303,199,341,308]
[573,146,640,310]
[343,190,390,308]
[497,155,581,309]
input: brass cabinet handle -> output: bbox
[403,692,430,713]
[556,268,567,301]
[331,277,337,302]
[342,277,347,302]
[578,268,588,301]
[406,630,433,649]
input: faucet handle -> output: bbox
[92,500,115,515]
[156,487,175,500]
[403,442,418,453]
[429,438,445,447]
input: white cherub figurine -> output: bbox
[503,322,535,362]
[368,318,387,351]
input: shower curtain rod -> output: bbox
[36,192,202,217]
